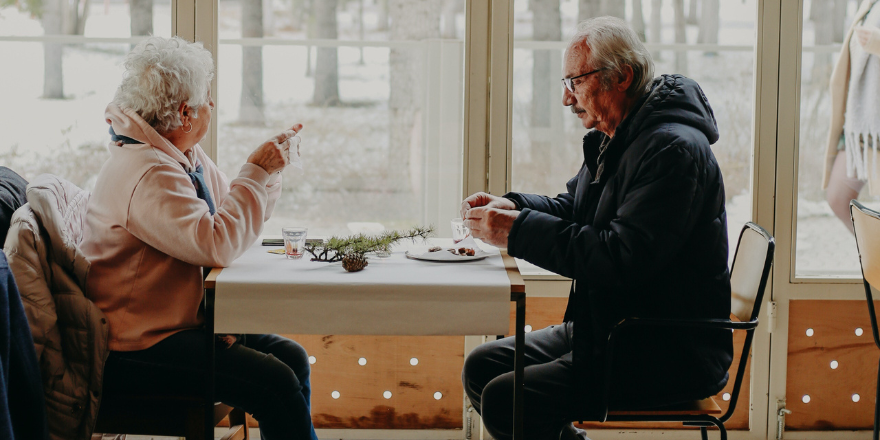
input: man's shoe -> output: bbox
[559,423,591,440]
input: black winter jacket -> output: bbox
[505,75,733,413]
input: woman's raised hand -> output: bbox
[247,124,303,175]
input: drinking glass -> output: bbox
[451,218,470,243]
[282,227,308,259]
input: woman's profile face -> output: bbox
[191,87,214,141]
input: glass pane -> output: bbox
[0,1,172,189]
[511,0,757,266]
[217,0,466,238]
[796,0,877,278]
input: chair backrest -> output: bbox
[730,222,775,323]
[849,200,880,348]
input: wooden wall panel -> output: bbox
[503,298,750,431]
[220,335,466,429]
[786,300,879,430]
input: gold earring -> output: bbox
[183,122,193,133]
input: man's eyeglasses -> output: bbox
[561,68,605,93]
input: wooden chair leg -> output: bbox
[228,408,250,440]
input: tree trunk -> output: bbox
[697,0,718,55]
[263,0,274,36]
[240,0,265,123]
[832,0,847,43]
[631,0,646,42]
[673,0,688,74]
[312,0,340,106]
[650,0,662,60]
[687,0,698,24]
[388,0,440,192]
[130,0,154,40]
[378,0,389,30]
[42,0,64,99]
[530,0,561,191]
[600,0,624,18]
[578,0,600,23]
[442,0,461,39]
[812,0,833,78]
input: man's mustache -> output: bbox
[570,106,585,114]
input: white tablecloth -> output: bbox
[213,239,511,335]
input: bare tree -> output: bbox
[832,0,848,43]
[239,0,266,123]
[388,0,440,192]
[313,0,340,106]
[130,0,153,41]
[42,0,64,99]
[441,0,462,39]
[578,0,600,23]
[811,0,834,78]
[600,0,624,18]
[687,0,698,25]
[631,0,646,42]
[530,0,562,190]
[673,0,688,74]
[697,0,719,55]
[650,0,662,60]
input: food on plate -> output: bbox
[428,246,443,252]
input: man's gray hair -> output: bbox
[569,16,654,98]
[113,36,215,134]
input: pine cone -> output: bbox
[342,253,369,272]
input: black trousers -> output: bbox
[102,330,318,440]
[462,322,583,440]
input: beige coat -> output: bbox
[823,0,880,194]
[3,174,109,440]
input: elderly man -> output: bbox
[460,17,733,440]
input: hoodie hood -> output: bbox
[622,74,720,146]
[104,102,191,167]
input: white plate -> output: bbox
[405,248,490,262]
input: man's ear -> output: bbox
[616,65,634,92]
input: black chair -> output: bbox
[850,200,880,440]
[581,222,775,440]
[93,268,248,440]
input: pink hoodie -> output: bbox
[82,103,281,351]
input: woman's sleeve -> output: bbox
[125,163,273,267]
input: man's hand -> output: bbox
[460,192,517,219]
[464,206,519,248]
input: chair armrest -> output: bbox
[598,316,758,421]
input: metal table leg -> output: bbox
[513,294,525,440]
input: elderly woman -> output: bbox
[81,36,318,439]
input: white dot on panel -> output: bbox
[806,328,814,337]
[383,391,392,399]
[308,356,316,364]
[524,325,533,333]
[331,391,340,399]
[434,391,443,400]
[410,357,419,366]
[857,327,865,336]
[358,357,367,366]
[802,395,811,404]
[722,393,731,401]
[830,360,839,369]
[853,394,862,402]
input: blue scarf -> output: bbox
[110,127,216,215]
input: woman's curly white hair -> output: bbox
[113,36,215,134]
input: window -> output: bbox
[510,0,757,264]
[0,0,172,189]
[215,0,466,238]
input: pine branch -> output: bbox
[304,225,434,263]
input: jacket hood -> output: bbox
[104,102,191,166]
[622,74,719,145]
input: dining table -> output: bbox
[202,238,527,440]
